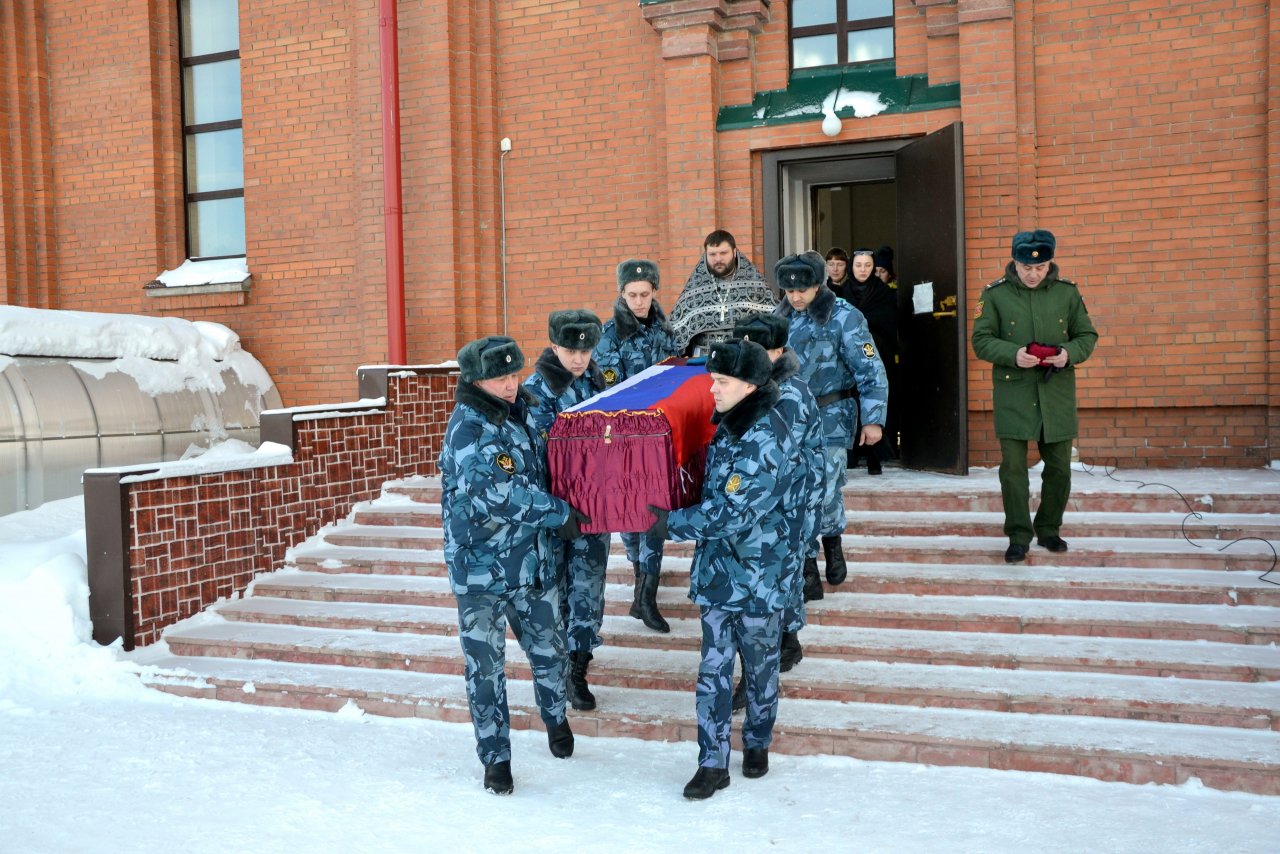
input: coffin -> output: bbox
[547,360,716,534]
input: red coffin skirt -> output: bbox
[548,361,716,534]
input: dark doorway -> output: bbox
[761,122,967,474]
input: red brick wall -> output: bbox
[10,1,1279,467]
[94,368,457,648]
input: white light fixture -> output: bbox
[821,110,842,137]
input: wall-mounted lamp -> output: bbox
[821,110,843,138]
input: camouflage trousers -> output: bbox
[695,606,783,768]
[782,579,807,633]
[455,584,568,767]
[620,530,665,577]
[555,532,610,654]
[819,444,850,537]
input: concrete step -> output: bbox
[192,595,1280,682]
[156,619,1280,730]
[137,645,1280,794]
[251,570,1280,645]
[353,503,1280,542]
[289,545,1280,607]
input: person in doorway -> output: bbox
[970,230,1099,563]
[843,248,899,475]
[873,245,897,290]
[645,339,797,800]
[438,336,587,795]
[669,229,776,355]
[774,251,888,588]
[523,310,610,711]
[824,247,852,301]
[594,260,681,633]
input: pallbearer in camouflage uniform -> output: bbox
[774,252,888,590]
[733,312,823,672]
[646,339,799,800]
[439,336,589,795]
[594,260,681,634]
[523,310,611,711]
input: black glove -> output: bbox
[646,504,669,540]
[555,506,590,541]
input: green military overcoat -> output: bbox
[971,262,1099,443]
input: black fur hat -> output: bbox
[617,259,660,292]
[873,245,895,277]
[458,335,525,383]
[733,312,789,350]
[1012,229,1055,264]
[774,252,825,291]
[706,339,772,386]
[548,309,602,350]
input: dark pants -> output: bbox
[998,436,1072,545]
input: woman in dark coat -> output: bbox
[844,248,899,473]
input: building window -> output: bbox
[179,0,244,259]
[790,0,894,70]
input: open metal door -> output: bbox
[895,123,967,474]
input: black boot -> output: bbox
[742,747,769,779]
[632,571,670,633]
[779,631,803,672]
[822,535,847,586]
[802,555,823,602]
[627,563,644,621]
[547,718,574,758]
[566,650,596,711]
[682,766,730,800]
[483,760,513,795]
[731,651,747,714]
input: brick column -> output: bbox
[0,0,58,308]
[1268,0,1280,456]
[642,1,770,274]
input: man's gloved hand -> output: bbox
[1026,342,1061,365]
[645,504,669,540]
[555,506,590,540]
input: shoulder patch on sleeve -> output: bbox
[974,299,985,319]
[495,453,516,474]
[862,342,876,359]
[602,367,618,385]
[725,473,743,494]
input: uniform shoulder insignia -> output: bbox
[862,342,875,359]
[603,367,618,386]
[725,473,743,494]
[1057,277,1079,287]
[495,452,516,474]
[984,278,1007,290]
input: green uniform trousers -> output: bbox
[998,436,1072,545]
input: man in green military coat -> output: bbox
[971,230,1099,563]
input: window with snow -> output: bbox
[790,0,895,70]
[179,0,245,260]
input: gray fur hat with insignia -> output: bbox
[457,335,525,383]
[733,312,789,350]
[706,339,772,387]
[616,259,660,291]
[548,309,602,350]
[773,252,825,291]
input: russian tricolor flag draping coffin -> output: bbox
[548,360,717,534]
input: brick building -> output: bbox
[2,1,1277,469]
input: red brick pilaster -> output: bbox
[1267,0,1280,459]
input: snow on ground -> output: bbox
[2,485,1280,853]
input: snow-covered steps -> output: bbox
[146,468,1280,794]
[138,650,1280,795]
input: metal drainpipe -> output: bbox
[379,0,407,364]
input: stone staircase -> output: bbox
[136,467,1280,795]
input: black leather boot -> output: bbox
[633,571,670,633]
[822,535,847,586]
[682,766,730,800]
[483,760,513,795]
[547,718,574,758]
[779,631,803,672]
[802,555,823,602]
[627,563,644,621]
[742,747,769,779]
[566,650,596,711]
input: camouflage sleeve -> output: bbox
[666,441,785,542]
[522,376,557,437]
[655,324,681,362]
[838,309,889,426]
[450,419,569,534]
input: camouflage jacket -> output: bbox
[594,296,680,387]
[772,349,824,547]
[666,382,798,614]
[438,381,570,596]
[523,347,607,438]
[776,284,888,445]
